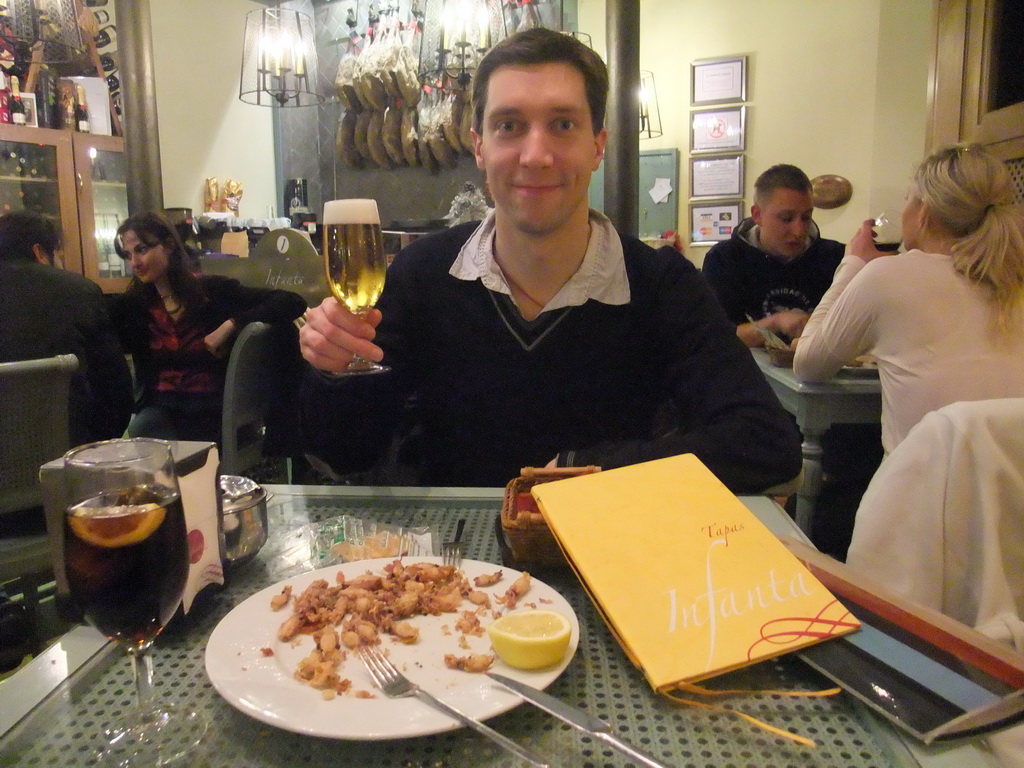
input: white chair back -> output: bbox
[847,398,1024,649]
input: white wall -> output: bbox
[150,0,276,217]
[578,0,932,266]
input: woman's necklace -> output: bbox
[158,290,184,316]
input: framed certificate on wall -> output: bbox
[691,56,747,106]
[690,201,743,245]
[690,154,744,200]
[690,106,746,154]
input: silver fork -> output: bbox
[440,518,466,567]
[358,645,548,768]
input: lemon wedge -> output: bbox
[68,504,166,549]
[487,609,572,670]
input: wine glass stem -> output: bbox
[129,646,156,709]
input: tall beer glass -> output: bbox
[64,439,207,765]
[322,198,389,375]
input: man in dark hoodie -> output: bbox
[704,165,881,560]
[702,164,844,347]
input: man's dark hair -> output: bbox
[471,27,608,135]
[753,164,813,206]
[0,211,61,264]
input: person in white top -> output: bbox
[793,144,1024,454]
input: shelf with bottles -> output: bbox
[0,175,59,183]
[0,184,59,211]
[0,145,59,180]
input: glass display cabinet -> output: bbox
[0,125,82,276]
[0,125,127,292]
[74,132,130,292]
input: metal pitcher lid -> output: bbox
[219,475,267,512]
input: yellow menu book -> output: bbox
[531,454,860,692]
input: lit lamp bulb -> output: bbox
[257,35,269,73]
[442,5,454,50]
[477,4,489,49]
[261,32,283,76]
[639,84,650,133]
[278,31,294,73]
[454,0,472,46]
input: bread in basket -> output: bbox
[497,465,600,569]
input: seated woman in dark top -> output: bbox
[109,211,306,444]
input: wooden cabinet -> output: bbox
[0,125,129,292]
[0,125,81,273]
[929,0,1024,161]
[73,133,131,293]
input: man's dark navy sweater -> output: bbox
[301,222,801,492]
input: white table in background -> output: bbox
[752,348,882,533]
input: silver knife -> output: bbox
[487,673,672,768]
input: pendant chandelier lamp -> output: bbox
[417,0,507,91]
[639,70,662,139]
[239,7,323,107]
[0,0,86,67]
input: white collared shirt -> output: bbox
[448,208,631,313]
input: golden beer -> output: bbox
[323,222,386,313]
[321,198,389,374]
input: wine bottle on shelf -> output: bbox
[0,73,11,125]
[9,75,26,126]
[36,67,59,129]
[75,85,90,133]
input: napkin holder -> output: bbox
[40,440,225,614]
[498,465,600,569]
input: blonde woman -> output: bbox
[794,144,1024,454]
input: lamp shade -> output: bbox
[0,0,86,65]
[639,70,662,140]
[239,7,323,108]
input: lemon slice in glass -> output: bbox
[69,503,166,548]
[486,609,572,670]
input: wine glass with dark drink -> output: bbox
[872,212,902,253]
[63,439,207,766]
[322,198,389,375]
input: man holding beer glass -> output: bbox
[299,28,800,491]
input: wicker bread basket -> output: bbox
[498,466,601,568]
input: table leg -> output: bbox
[795,430,824,534]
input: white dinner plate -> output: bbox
[205,557,579,740]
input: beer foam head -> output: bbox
[323,199,380,226]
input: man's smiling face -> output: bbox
[472,62,607,239]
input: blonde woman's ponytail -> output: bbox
[915,145,1024,330]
